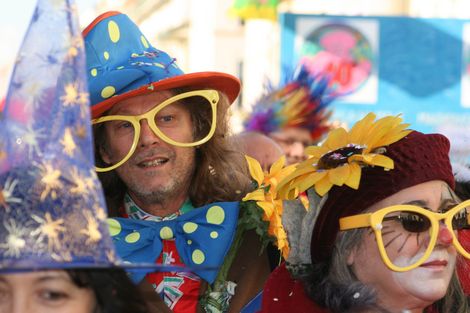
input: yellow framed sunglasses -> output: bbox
[92,89,219,172]
[339,200,470,272]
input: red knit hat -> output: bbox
[310,131,455,263]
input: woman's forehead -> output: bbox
[366,180,453,212]
[0,270,69,284]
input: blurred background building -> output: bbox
[3,0,470,107]
[3,0,470,151]
[87,0,470,105]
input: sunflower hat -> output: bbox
[277,112,455,265]
[277,112,412,199]
[244,66,337,142]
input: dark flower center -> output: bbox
[317,144,365,169]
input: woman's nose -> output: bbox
[436,224,454,246]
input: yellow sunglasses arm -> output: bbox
[339,213,372,230]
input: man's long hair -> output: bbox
[94,88,252,215]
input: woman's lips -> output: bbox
[420,260,448,268]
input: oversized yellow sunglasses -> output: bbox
[92,89,219,172]
[339,200,470,272]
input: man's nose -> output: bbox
[138,119,161,147]
[287,142,306,160]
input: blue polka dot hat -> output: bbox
[83,11,241,118]
[0,1,171,273]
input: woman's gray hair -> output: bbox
[301,228,469,313]
[301,228,380,313]
[283,190,380,312]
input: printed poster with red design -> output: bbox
[280,14,470,161]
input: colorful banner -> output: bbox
[280,14,470,159]
[230,0,281,21]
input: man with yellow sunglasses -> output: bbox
[84,11,270,313]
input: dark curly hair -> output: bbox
[68,268,149,313]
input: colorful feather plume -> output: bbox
[244,66,338,142]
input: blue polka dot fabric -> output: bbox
[84,12,184,108]
[108,201,240,283]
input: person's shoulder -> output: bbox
[260,263,330,313]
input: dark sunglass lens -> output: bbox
[400,212,431,232]
[452,210,470,230]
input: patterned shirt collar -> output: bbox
[124,193,194,221]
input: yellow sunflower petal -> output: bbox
[277,165,318,192]
[295,158,320,171]
[378,127,412,147]
[349,112,376,143]
[278,177,303,200]
[369,154,394,169]
[271,199,283,212]
[323,127,349,150]
[276,229,287,243]
[286,187,299,200]
[344,162,361,189]
[349,153,394,169]
[269,155,286,176]
[245,155,264,186]
[242,189,266,202]
[304,145,329,157]
[295,171,328,194]
[349,154,372,164]
[279,164,297,178]
[267,224,275,236]
[365,115,408,151]
[363,123,396,152]
[258,201,274,217]
[314,176,334,196]
[276,180,294,199]
[277,236,287,247]
[274,227,286,240]
[265,188,279,202]
[328,164,351,186]
[281,244,290,259]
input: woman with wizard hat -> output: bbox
[0,1,172,312]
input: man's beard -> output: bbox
[123,162,195,207]
[127,173,187,205]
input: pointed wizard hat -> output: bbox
[0,0,175,273]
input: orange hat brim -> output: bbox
[90,71,241,118]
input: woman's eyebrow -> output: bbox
[438,198,459,211]
[36,273,70,283]
[402,200,428,206]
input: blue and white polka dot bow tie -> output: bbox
[107,201,239,283]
